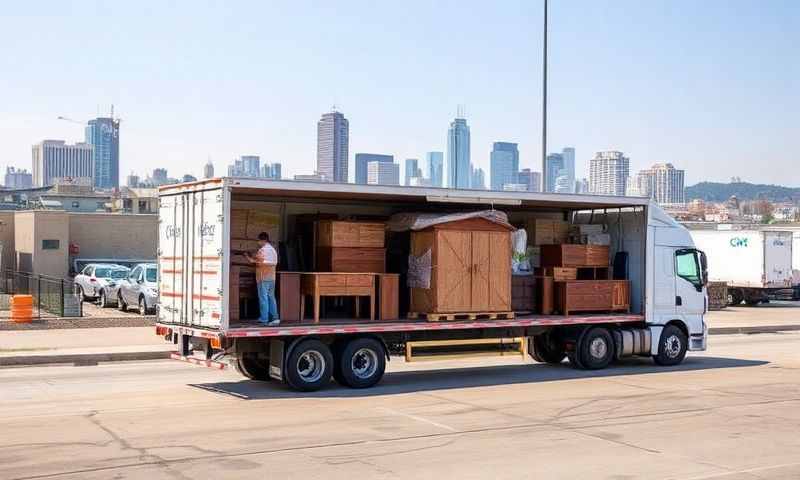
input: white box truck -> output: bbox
[690,229,794,305]
[155,178,709,391]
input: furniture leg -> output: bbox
[369,291,375,321]
[314,293,320,324]
[300,294,305,323]
[355,296,360,319]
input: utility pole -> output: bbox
[541,0,548,193]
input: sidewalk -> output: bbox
[0,327,173,366]
[706,302,800,334]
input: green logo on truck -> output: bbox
[730,237,748,247]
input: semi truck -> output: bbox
[155,178,709,391]
[690,229,794,305]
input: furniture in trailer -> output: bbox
[300,272,376,323]
[554,280,631,315]
[409,217,514,317]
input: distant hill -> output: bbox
[686,182,800,203]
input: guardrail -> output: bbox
[0,269,82,318]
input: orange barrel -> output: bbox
[10,294,34,323]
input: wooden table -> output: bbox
[300,273,377,324]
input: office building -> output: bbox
[447,117,471,188]
[425,152,444,187]
[554,174,573,193]
[544,153,563,193]
[85,117,120,189]
[575,178,589,194]
[317,110,349,182]
[561,147,575,193]
[355,154,393,185]
[241,156,260,177]
[489,142,519,191]
[544,147,575,193]
[4,167,33,189]
[367,161,399,186]
[634,163,686,204]
[518,169,542,193]
[152,168,168,185]
[470,166,485,190]
[32,140,94,187]
[126,174,140,188]
[405,158,422,186]
[260,162,282,179]
[589,151,630,196]
[204,161,214,179]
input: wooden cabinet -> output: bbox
[511,275,536,312]
[378,274,399,321]
[554,280,630,315]
[541,244,610,268]
[316,246,386,273]
[409,218,513,314]
[317,221,385,248]
[278,272,301,323]
[316,221,386,273]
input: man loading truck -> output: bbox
[244,232,280,326]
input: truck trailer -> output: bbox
[155,178,709,391]
[690,229,793,305]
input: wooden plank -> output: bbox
[488,230,512,311]
[436,230,472,312]
[278,272,301,323]
[378,274,399,321]
[471,231,490,312]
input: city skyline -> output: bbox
[1,2,795,185]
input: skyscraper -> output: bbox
[204,160,214,179]
[355,154,393,184]
[634,163,686,204]
[85,117,120,189]
[470,166,485,190]
[561,147,576,194]
[447,117,470,188]
[367,161,400,186]
[32,140,94,187]
[4,167,33,189]
[489,142,519,191]
[544,153,564,193]
[518,169,542,193]
[317,110,349,183]
[425,152,444,187]
[404,158,422,186]
[589,151,630,196]
[241,156,260,177]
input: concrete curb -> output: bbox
[0,350,172,367]
[709,325,800,335]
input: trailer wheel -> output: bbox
[285,339,333,392]
[234,353,270,381]
[337,338,386,389]
[531,333,566,364]
[578,327,614,370]
[653,325,687,366]
[728,288,744,306]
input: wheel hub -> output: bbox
[589,337,608,359]
[664,335,682,358]
[297,351,325,383]
[351,348,378,379]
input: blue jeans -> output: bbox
[257,280,279,323]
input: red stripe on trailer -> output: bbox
[162,269,183,274]
[193,294,220,301]
[170,353,227,370]
[157,314,645,339]
[161,291,183,298]
[170,326,222,339]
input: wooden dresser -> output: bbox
[554,280,630,315]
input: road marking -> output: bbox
[377,406,458,432]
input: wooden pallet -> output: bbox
[407,311,515,322]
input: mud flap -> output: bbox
[268,339,284,381]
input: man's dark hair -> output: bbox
[258,232,269,241]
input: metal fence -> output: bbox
[0,269,82,318]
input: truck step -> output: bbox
[408,311,515,322]
[405,337,527,362]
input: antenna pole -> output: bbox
[541,0,548,192]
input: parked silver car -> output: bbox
[74,264,130,308]
[117,263,158,315]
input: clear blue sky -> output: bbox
[1,0,797,185]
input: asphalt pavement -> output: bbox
[1,332,799,479]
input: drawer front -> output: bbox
[346,286,373,296]
[358,224,385,248]
[346,275,374,287]
[331,259,385,273]
[566,281,613,296]
[319,286,348,296]
[318,275,346,287]
[585,245,610,267]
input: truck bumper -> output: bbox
[689,322,708,352]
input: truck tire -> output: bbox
[578,327,614,370]
[653,325,687,366]
[285,339,333,392]
[728,288,744,306]
[337,338,386,389]
[235,353,271,381]
[531,333,566,364]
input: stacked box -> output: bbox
[526,219,570,246]
[316,221,386,273]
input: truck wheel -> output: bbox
[578,327,614,370]
[235,353,271,381]
[338,338,386,389]
[285,339,333,392]
[653,325,687,366]
[531,333,566,364]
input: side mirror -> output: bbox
[699,250,709,287]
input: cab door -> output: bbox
[675,249,706,331]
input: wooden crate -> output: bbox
[378,274,400,320]
[316,246,386,273]
[511,275,536,312]
[278,272,301,323]
[554,280,630,315]
[541,244,610,268]
[409,217,513,315]
[317,221,385,248]
[526,219,570,246]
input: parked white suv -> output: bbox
[117,263,158,315]
[74,264,130,308]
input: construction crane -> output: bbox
[57,105,121,126]
[57,115,84,125]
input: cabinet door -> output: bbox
[436,230,472,312]
[611,281,630,310]
[471,231,491,311]
[488,231,511,311]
